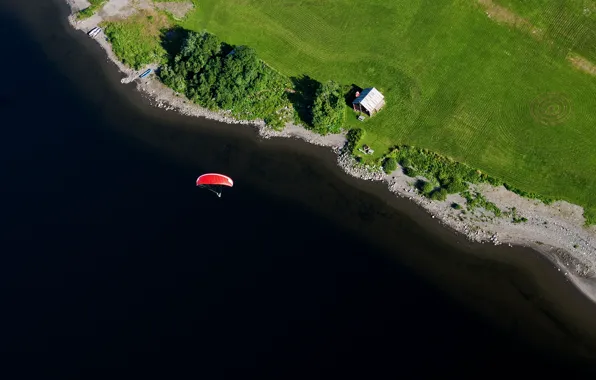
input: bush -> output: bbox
[451,202,462,210]
[512,216,528,223]
[346,128,364,153]
[430,188,448,201]
[420,181,435,195]
[442,177,468,193]
[403,166,420,178]
[311,81,346,134]
[462,190,501,217]
[382,157,398,174]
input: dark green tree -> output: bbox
[311,81,345,134]
[158,31,290,128]
[383,157,398,174]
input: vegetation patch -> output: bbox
[391,145,499,191]
[159,32,292,128]
[311,81,346,135]
[346,128,364,155]
[102,10,172,70]
[502,207,528,223]
[382,157,397,174]
[374,144,561,215]
[462,190,502,217]
[77,0,106,20]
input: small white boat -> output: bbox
[88,27,102,38]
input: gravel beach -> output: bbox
[65,0,596,302]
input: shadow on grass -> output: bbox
[159,27,235,68]
[159,26,189,63]
[287,75,321,127]
[344,83,362,107]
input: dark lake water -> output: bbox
[1,0,596,378]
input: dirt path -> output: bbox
[477,0,544,38]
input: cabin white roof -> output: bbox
[352,87,385,112]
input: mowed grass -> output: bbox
[180,0,596,221]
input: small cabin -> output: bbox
[352,87,385,116]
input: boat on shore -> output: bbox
[139,68,153,79]
[88,27,101,38]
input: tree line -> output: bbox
[159,31,347,133]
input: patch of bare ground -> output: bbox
[568,53,596,77]
[65,0,91,12]
[114,7,171,34]
[153,1,194,20]
[98,0,153,21]
[477,0,543,38]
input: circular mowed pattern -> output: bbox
[530,92,571,125]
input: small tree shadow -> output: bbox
[159,26,190,63]
[414,179,427,191]
[287,75,321,127]
[220,41,235,56]
[344,84,362,107]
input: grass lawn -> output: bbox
[102,9,172,70]
[178,0,596,222]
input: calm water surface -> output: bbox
[1,0,596,378]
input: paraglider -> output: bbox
[196,173,234,197]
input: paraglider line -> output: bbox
[198,184,223,198]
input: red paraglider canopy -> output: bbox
[196,173,234,187]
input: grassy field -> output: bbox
[102,9,172,69]
[176,0,596,222]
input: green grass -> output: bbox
[177,0,596,223]
[77,0,107,20]
[494,0,596,61]
[102,10,172,70]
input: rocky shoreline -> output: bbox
[65,0,596,301]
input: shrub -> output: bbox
[403,166,420,178]
[462,190,501,217]
[443,177,468,193]
[430,188,448,201]
[420,181,435,195]
[346,128,364,153]
[311,81,346,134]
[382,157,398,174]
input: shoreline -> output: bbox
[64,0,596,302]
